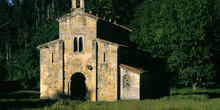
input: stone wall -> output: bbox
[58,10,98,101]
[120,66,140,100]
[39,39,64,99]
[96,40,118,101]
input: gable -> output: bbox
[37,39,63,50]
[120,64,147,74]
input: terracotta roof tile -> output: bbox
[37,39,63,50]
[57,11,132,32]
[120,64,148,73]
[96,38,128,48]
[85,12,132,32]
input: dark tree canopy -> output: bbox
[130,0,220,89]
[0,0,143,89]
[0,0,219,89]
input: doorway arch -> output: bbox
[70,72,87,100]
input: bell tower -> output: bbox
[72,0,85,10]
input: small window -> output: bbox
[51,53,54,63]
[73,36,84,53]
[103,53,105,62]
[79,37,83,52]
[76,0,80,8]
[74,37,78,52]
[123,75,130,88]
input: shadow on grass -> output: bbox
[0,99,57,109]
[0,91,39,99]
[0,91,57,109]
[172,92,220,99]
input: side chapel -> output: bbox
[37,0,169,101]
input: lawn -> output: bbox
[50,95,220,110]
[0,88,219,110]
[0,90,56,109]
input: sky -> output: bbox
[8,0,22,5]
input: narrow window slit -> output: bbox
[74,37,78,52]
[103,53,105,62]
[79,37,83,52]
[52,53,54,63]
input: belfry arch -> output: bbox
[72,0,85,9]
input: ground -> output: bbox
[0,88,219,109]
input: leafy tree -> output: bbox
[0,0,11,80]
[85,0,144,25]
[0,0,144,89]
[0,0,61,88]
[130,0,219,89]
[8,21,59,89]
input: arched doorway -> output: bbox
[70,72,87,100]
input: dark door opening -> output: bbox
[70,72,87,100]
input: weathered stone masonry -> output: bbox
[37,0,169,101]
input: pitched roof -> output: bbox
[85,12,132,32]
[120,64,149,74]
[56,11,132,32]
[37,39,63,50]
[96,38,128,48]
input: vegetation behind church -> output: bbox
[0,0,219,89]
[129,0,220,89]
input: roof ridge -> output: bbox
[96,38,128,47]
[85,12,132,32]
[120,64,148,73]
[37,39,63,50]
[57,11,132,32]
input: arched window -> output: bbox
[123,75,130,88]
[74,37,78,52]
[76,0,80,8]
[79,37,83,52]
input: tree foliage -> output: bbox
[0,0,144,89]
[130,0,220,89]
[85,0,143,25]
[0,0,64,89]
[1,0,218,89]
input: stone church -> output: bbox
[37,0,169,101]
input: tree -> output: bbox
[130,0,219,89]
[8,21,59,89]
[85,0,144,25]
[0,0,11,80]
[0,0,61,88]
[0,0,144,89]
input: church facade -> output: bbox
[37,0,169,101]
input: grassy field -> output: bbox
[49,95,220,110]
[0,88,219,110]
[0,90,57,109]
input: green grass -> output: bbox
[0,88,220,110]
[50,95,220,110]
[170,87,220,95]
[0,90,40,99]
[0,90,57,109]
[49,88,220,110]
